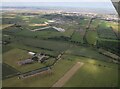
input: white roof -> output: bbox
[53,27,65,32]
[28,52,35,55]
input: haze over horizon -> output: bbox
[1,0,113,2]
[1,1,117,14]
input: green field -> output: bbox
[97,39,120,55]
[3,48,45,73]
[2,58,75,87]
[2,12,119,87]
[86,30,97,45]
[104,21,120,39]
[90,19,100,29]
[71,29,85,43]
[17,38,70,52]
[3,45,13,53]
[3,25,65,39]
[2,42,119,87]
[2,63,19,80]
[97,22,118,40]
[60,54,118,87]
[78,19,89,28]
[3,54,119,87]
[28,17,48,24]
[66,45,112,62]
[64,59,118,87]
[8,43,59,57]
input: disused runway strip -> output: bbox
[51,62,84,88]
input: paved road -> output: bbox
[51,62,84,88]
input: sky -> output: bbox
[1,0,116,8]
[1,0,118,14]
[1,0,113,2]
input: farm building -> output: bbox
[28,52,36,56]
[31,26,51,31]
[35,53,49,63]
[48,20,55,23]
[18,67,52,79]
[31,26,65,32]
[18,59,34,65]
[17,52,49,66]
[38,55,46,62]
[53,27,65,32]
[31,56,38,61]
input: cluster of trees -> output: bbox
[96,40,120,56]
[41,14,84,21]
[46,36,70,41]
[2,17,25,24]
[19,13,39,16]
[97,26,118,40]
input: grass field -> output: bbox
[86,30,97,45]
[28,17,48,24]
[78,19,89,28]
[17,38,70,52]
[3,45,13,53]
[64,63,118,87]
[97,39,120,55]
[3,26,64,39]
[18,29,62,38]
[106,21,119,32]
[71,29,85,43]
[2,16,25,24]
[2,13,119,87]
[3,48,45,73]
[7,43,59,57]
[90,19,101,30]
[2,58,75,87]
[2,49,119,87]
[52,62,84,87]
[97,26,117,40]
[62,55,118,87]
[2,63,19,80]
[95,21,119,55]
[3,26,23,34]
[105,21,120,39]
[66,45,112,62]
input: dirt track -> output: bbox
[51,62,84,88]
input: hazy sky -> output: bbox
[2,1,114,9]
[1,0,117,14]
[2,0,112,2]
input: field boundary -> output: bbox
[51,62,84,88]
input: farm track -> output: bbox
[31,26,51,31]
[51,62,84,88]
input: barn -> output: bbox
[18,59,33,65]
[18,67,52,79]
